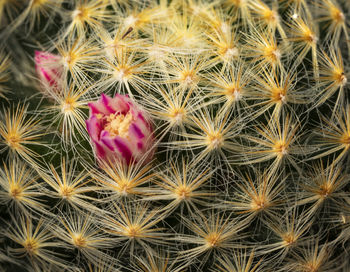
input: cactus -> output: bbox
[0,0,350,271]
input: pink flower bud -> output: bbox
[35,50,63,89]
[86,93,155,165]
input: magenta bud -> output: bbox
[86,93,155,165]
[35,50,63,90]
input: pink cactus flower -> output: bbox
[35,50,63,89]
[86,93,155,165]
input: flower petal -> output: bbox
[114,136,133,163]
[35,51,62,87]
[129,123,145,139]
[93,140,106,160]
[100,130,116,151]
[101,93,116,114]
[85,115,101,141]
[110,94,131,114]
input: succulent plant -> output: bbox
[0,0,349,271]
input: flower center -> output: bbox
[104,113,133,138]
